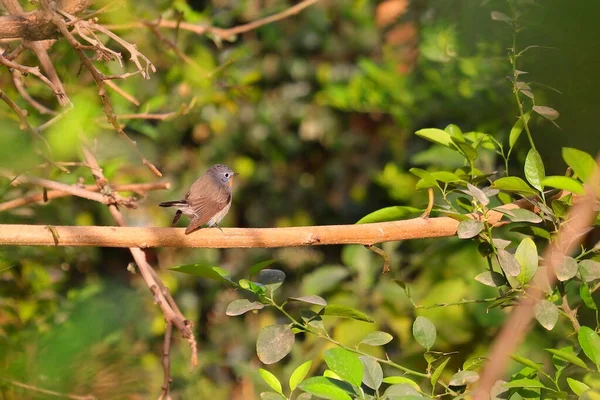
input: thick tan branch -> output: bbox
[0,217,493,248]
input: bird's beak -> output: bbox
[233,172,239,176]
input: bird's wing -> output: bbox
[185,174,232,227]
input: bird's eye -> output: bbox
[224,173,230,178]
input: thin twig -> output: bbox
[0,377,95,400]
[117,98,196,121]
[105,80,140,106]
[0,181,169,212]
[365,244,390,273]
[11,69,58,115]
[159,322,173,400]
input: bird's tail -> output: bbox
[159,200,187,207]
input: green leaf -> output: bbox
[463,357,488,371]
[492,177,537,195]
[542,176,585,195]
[226,299,265,316]
[533,105,560,121]
[360,355,383,390]
[457,219,484,239]
[430,356,450,387]
[289,360,312,392]
[249,259,278,278]
[467,183,489,205]
[170,264,234,284]
[511,354,542,371]
[299,377,352,400]
[515,238,538,285]
[359,331,394,346]
[322,305,374,322]
[581,284,598,311]
[579,326,600,367]
[256,325,295,364]
[383,384,423,399]
[509,225,551,240]
[289,295,327,307]
[448,370,479,386]
[475,271,507,287]
[496,208,542,223]
[257,269,286,293]
[534,300,559,330]
[491,10,512,22]
[323,348,363,387]
[580,260,600,282]
[382,376,421,390]
[356,206,421,224]
[430,171,464,184]
[497,249,521,277]
[567,378,590,396]
[509,113,530,150]
[504,378,546,389]
[554,256,578,281]
[445,124,464,141]
[409,168,438,189]
[259,368,283,394]
[545,348,588,369]
[260,392,285,400]
[415,128,454,147]
[413,316,436,350]
[563,147,598,183]
[524,149,545,192]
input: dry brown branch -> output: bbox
[144,20,203,72]
[159,321,173,400]
[0,0,94,40]
[80,146,197,394]
[117,98,196,121]
[474,158,600,399]
[41,1,162,177]
[0,377,94,400]
[11,175,139,208]
[0,181,170,212]
[106,0,320,40]
[0,51,60,97]
[11,69,58,115]
[105,79,140,106]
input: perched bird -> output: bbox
[159,164,236,234]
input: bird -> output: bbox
[159,164,236,234]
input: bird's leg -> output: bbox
[214,223,224,233]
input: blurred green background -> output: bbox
[1,0,599,398]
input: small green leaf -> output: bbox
[509,113,530,150]
[497,249,521,277]
[413,316,436,350]
[323,348,363,387]
[170,264,234,284]
[463,357,488,371]
[257,269,286,293]
[383,384,423,399]
[289,360,312,392]
[534,300,559,330]
[360,355,383,390]
[457,219,484,239]
[504,378,546,389]
[567,378,590,396]
[581,284,598,311]
[492,177,537,195]
[491,10,512,22]
[299,377,352,400]
[542,176,585,195]
[356,206,422,224]
[289,295,327,307]
[533,105,560,121]
[509,226,551,240]
[260,392,285,400]
[579,326,600,367]
[580,260,600,282]
[415,128,454,147]
[515,237,538,285]
[545,348,588,369]
[359,331,394,346]
[322,305,374,322]
[430,356,450,387]
[554,256,578,281]
[430,171,464,184]
[524,149,545,192]
[475,271,507,287]
[467,183,489,205]
[226,299,265,316]
[511,354,542,371]
[496,208,542,223]
[259,368,283,394]
[382,376,421,390]
[409,168,438,189]
[256,325,295,364]
[448,370,479,386]
[563,147,598,183]
[250,259,278,278]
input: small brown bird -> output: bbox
[159,164,236,234]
